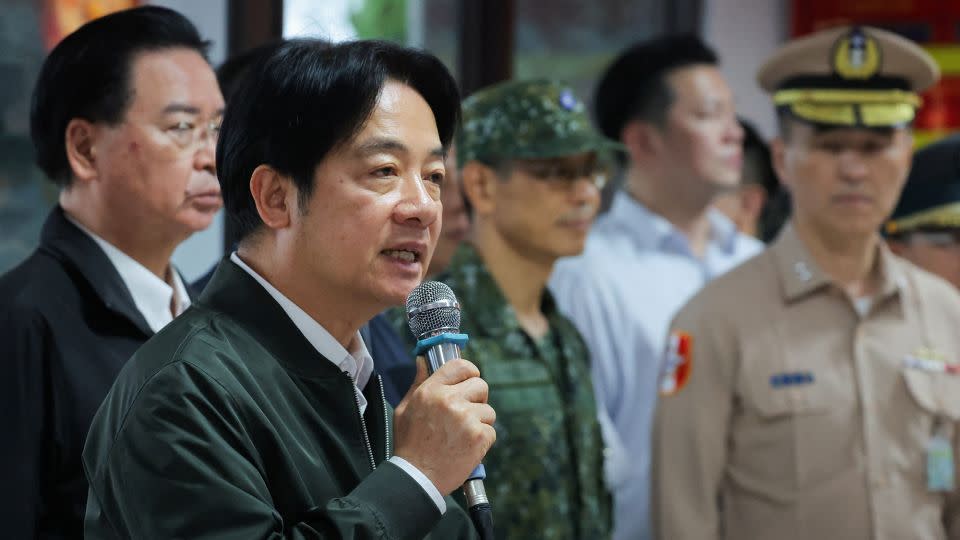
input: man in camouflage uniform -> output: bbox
[390,79,616,539]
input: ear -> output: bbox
[621,120,661,162]
[249,164,295,231]
[770,137,791,192]
[460,161,499,217]
[64,118,100,184]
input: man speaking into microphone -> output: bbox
[81,39,493,539]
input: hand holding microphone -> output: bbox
[393,356,495,494]
[392,281,496,539]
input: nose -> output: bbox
[838,150,868,182]
[726,113,745,144]
[393,173,440,228]
[569,175,601,206]
[194,133,217,176]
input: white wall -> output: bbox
[704,0,789,141]
[148,0,227,282]
[149,0,227,64]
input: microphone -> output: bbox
[406,281,494,539]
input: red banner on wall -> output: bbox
[41,0,140,51]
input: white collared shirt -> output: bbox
[230,252,375,412]
[550,191,764,540]
[67,214,190,333]
[230,252,445,514]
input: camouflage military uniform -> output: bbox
[389,244,611,540]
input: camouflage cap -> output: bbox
[456,79,623,168]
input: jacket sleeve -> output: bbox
[83,361,453,540]
[651,301,737,540]
[0,306,51,539]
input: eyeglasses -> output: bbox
[166,119,221,151]
[511,159,609,189]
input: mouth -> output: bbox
[382,249,421,262]
[724,153,743,169]
[833,194,873,206]
[186,188,221,198]
[558,207,596,229]
[381,242,427,265]
[559,217,592,226]
[184,190,222,213]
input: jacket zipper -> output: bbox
[379,375,391,459]
[346,371,377,472]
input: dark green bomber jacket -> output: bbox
[82,259,477,539]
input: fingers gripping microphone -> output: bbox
[406,281,494,539]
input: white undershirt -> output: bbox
[67,214,190,333]
[853,296,874,317]
[230,252,445,513]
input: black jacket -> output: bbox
[83,258,477,539]
[0,206,193,539]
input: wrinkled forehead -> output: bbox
[126,48,223,114]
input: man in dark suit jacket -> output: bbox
[0,7,223,537]
[82,38,495,539]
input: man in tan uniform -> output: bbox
[652,26,960,540]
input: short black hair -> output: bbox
[739,118,790,242]
[217,39,461,242]
[740,119,775,191]
[30,6,210,186]
[594,34,718,141]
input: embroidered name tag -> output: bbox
[769,371,814,388]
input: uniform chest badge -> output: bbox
[659,331,693,396]
[903,347,960,375]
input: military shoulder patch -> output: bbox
[659,330,693,396]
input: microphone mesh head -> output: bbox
[406,281,461,339]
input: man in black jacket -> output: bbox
[82,39,494,538]
[0,7,223,537]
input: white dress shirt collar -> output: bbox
[66,214,190,333]
[229,252,375,412]
[604,191,740,255]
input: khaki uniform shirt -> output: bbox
[653,226,960,540]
